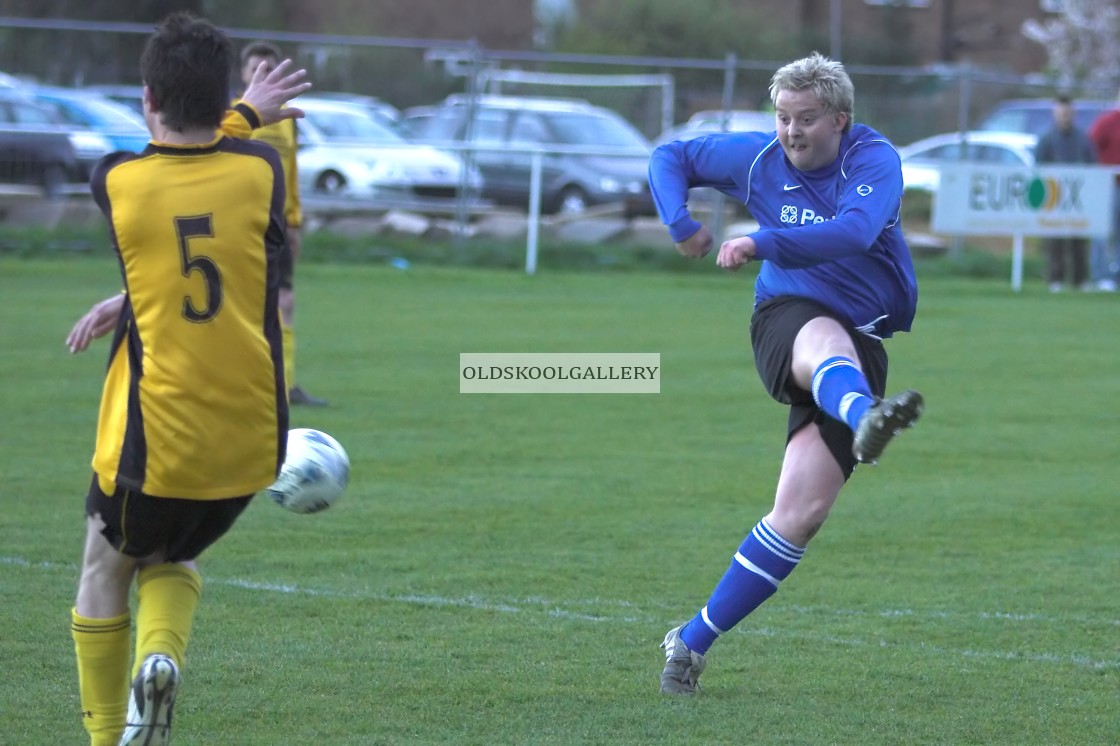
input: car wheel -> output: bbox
[556,186,589,215]
[315,171,347,195]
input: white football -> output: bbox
[266,428,350,514]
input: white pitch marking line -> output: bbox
[4,555,1117,669]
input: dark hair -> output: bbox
[240,41,283,66]
[141,13,232,131]
[1056,94,1073,105]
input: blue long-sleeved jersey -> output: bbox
[648,124,917,338]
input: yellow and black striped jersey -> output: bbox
[89,134,289,499]
[235,100,302,228]
[231,97,302,228]
[220,101,260,141]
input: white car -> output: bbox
[897,130,1038,193]
[295,97,482,202]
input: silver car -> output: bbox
[295,97,482,203]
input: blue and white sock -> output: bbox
[812,356,873,432]
[679,518,805,655]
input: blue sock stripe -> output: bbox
[811,356,874,430]
[686,521,804,654]
[811,357,856,409]
[758,517,806,554]
[741,521,803,581]
[734,551,779,587]
[755,519,806,561]
[838,392,863,424]
[700,606,725,634]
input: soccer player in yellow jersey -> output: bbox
[65,13,310,746]
[239,41,328,407]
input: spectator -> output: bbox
[239,41,329,406]
[1035,95,1097,292]
[1087,91,1120,292]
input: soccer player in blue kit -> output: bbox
[648,52,924,694]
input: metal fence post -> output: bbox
[526,150,542,275]
[454,39,483,249]
[710,52,738,244]
[950,63,973,261]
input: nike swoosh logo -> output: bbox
[783,184,801,191]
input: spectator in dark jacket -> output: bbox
[1037,95,1098,291]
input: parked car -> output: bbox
[0,126,76,198]
[654,109,775,146]
[413,94,654,215]
[31,86,150,153]
[0,88,109,195]
[84,84,144,117]
[897,130,1038,193]
[977,98,1112,137]
[395,105,437,141]
[295,97,482,203]
[0,71,27,89]
[305,92,400,129]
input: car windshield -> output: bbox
[304,107,406,144]
[80,97,147,129]
[0,97,61,125]
[547,112,650,149]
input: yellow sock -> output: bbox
[133,564,202,678]
[281,319,296,392]
[72,608,131,746]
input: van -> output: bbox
[977,98,1112,137]
[414,95,654,215]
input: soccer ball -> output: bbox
[266,428,350,514]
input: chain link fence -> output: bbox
[1,17,1114,144]
[1,15,1116,266]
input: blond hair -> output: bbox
[769,52,855,133]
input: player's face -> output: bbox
[241,54,278,87]
[774,89,847,172]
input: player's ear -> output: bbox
[834,111,849,132]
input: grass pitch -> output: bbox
[2,256,1117,745]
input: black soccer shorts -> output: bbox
[278,237,294,291]
[749,295,888,478]
[86,475,253,562]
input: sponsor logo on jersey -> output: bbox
[780,205,835,225]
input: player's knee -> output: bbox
[768,500,832,545]
[791,319,858,384]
